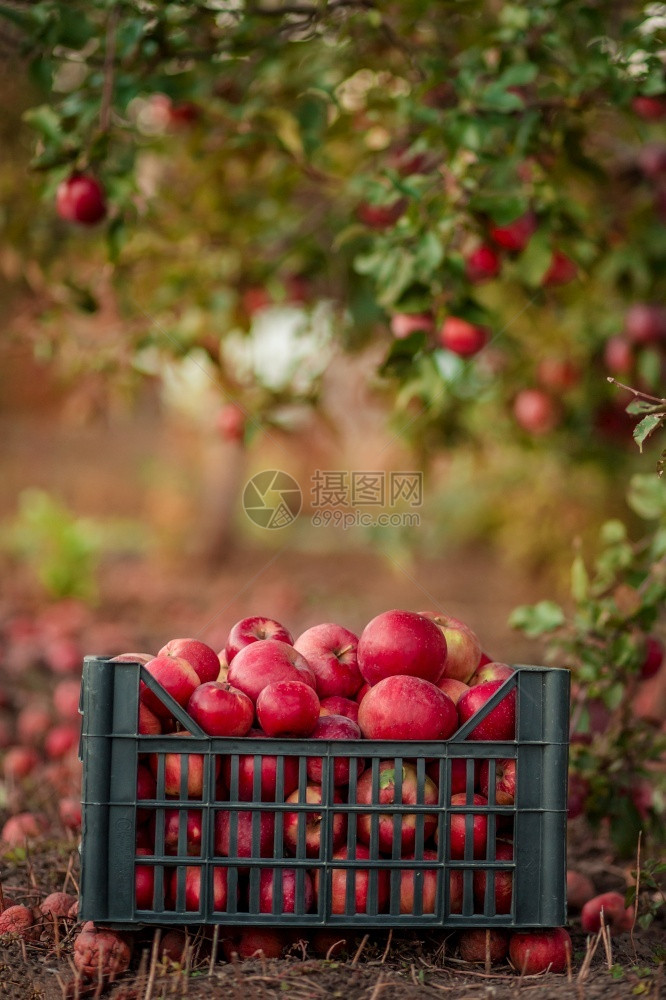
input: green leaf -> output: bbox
[627,474,666,520]
[600,519,627,545]
[515,227,552,287]
[497,63,538,88]
[571,554,589,603]
[509,600,565,637]
[23,105,64,145]
[633,414,663,452]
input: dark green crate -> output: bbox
[78,657,569,929]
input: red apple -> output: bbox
[537,358,580,390]
[44,724,79,759]
[135,849,156,909]
[478,758,516,805]
[110,652,154,665]
[473,840,513,913]
[53,679,83,722]
[283,784,347,857]
[603,336,633,375]
[439,316,489,357]
[469,662,514,687]
[73,923,133,980]
[225,617,293,663]
[542,251,577,287]
[581,891,633,935]
[187,681,254,737]
[214,809,275,864]
[399,849,439,914]
[256,679,320,737]
[17,705,51,745]
[3,747,40,781]
[227,638,314,702]
[436,678,470,704]
[566,869,596,912]
[358,675,458,741]
[306,715,363,786]
[513,388,559,434]
[169,866,229,911]
[220,728,300,801]
[140,654,200,719]
[150,731,216,798]
[356,762,438,855]
[56,173,107,225]
[159,638,221,684]
[355,682,371,704]
[442,793,488,859]
[357,199,407,229]
[624,303,666,344]
[230,928,287,960]
[390,313,434,339]
[319,696,360,723]
[489,212,536,253]
[315,844,390,914]
[419,611,482,683]
[258,868,314,914]
[458,679,516,741]
[459,928,509,964]
[508,927,571,974]
[632,95,666,120]
[640,635,664,679]
[357,610,448,686]
[163,809,203,856]
[216,403,245,443]
[466,244,501,283]
[426,756,475,795]
[139,702,162,735]
[567,773,589,819]
[293,623,362,698]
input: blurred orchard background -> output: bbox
[0,1,666,863]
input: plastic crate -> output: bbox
[78,657,569,929]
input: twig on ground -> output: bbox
[351,933,369,966]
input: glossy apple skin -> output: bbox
[457,679,516,741]
[169,866,229,911]
[459,928,509,964]
[293,623,362,698]
[256,679,320,737]
[159,638,221,683]
[56,173,107,225]
[442,793,488,860]
[508,927,572,975]
[227,639,315,703]
[135,848,155,909]
[436,678,470,704]
[473,840,514,913]
[163,808,203,856]
[425,757,476,795]
[358,675,458,741]
[419,611,482,683]
[319,696,360,723]
[478,758,516,805]
[580,891,633,935]
[356,762,438,855]
[315,844,390,914]
[220,728,300,801]
[186,681,254,737]
[150,733,218,798]
[225,617,293,663]
[489,211,536,253]
[283,784,347,858]
[138,702,162,735]
[140,654,200,719]
[258,868,314,914]
[214,809,275,865]
[355,682,371,704]
[306,715,363,786]
[469,662,514,687]
[439,317,489,357]
[399,849,439,914]
[358,610,448,687]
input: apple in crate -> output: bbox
[256,679,320,737]
[426,757,477,796]
[294,623,362,698]
[469,662,514,686]
[225,617,293,663]
[227,639,315,703]
[220,729,300,801]
[478,757,516,805]
[163,808,204,856]
[315,844,390,914]
[356,762,438,855]
[150,731,218,798]
[436,678,470,704]
[437,793,488,859]
[419,611,482,683]
[135,848,155,909]
[159,638,221,683]
[169,866,230,911]
[399,848,439,913]
[214,809,275,865]
[139,654,200,719]
[187,681,254,737]
[457,679,516,741]
[306,715,363,786]
[258,868,314,914]
[319,696,359,722]
[473,840,514,913]
[358,675,458,740]
[357,610,447,686]
[283,784,347,857]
